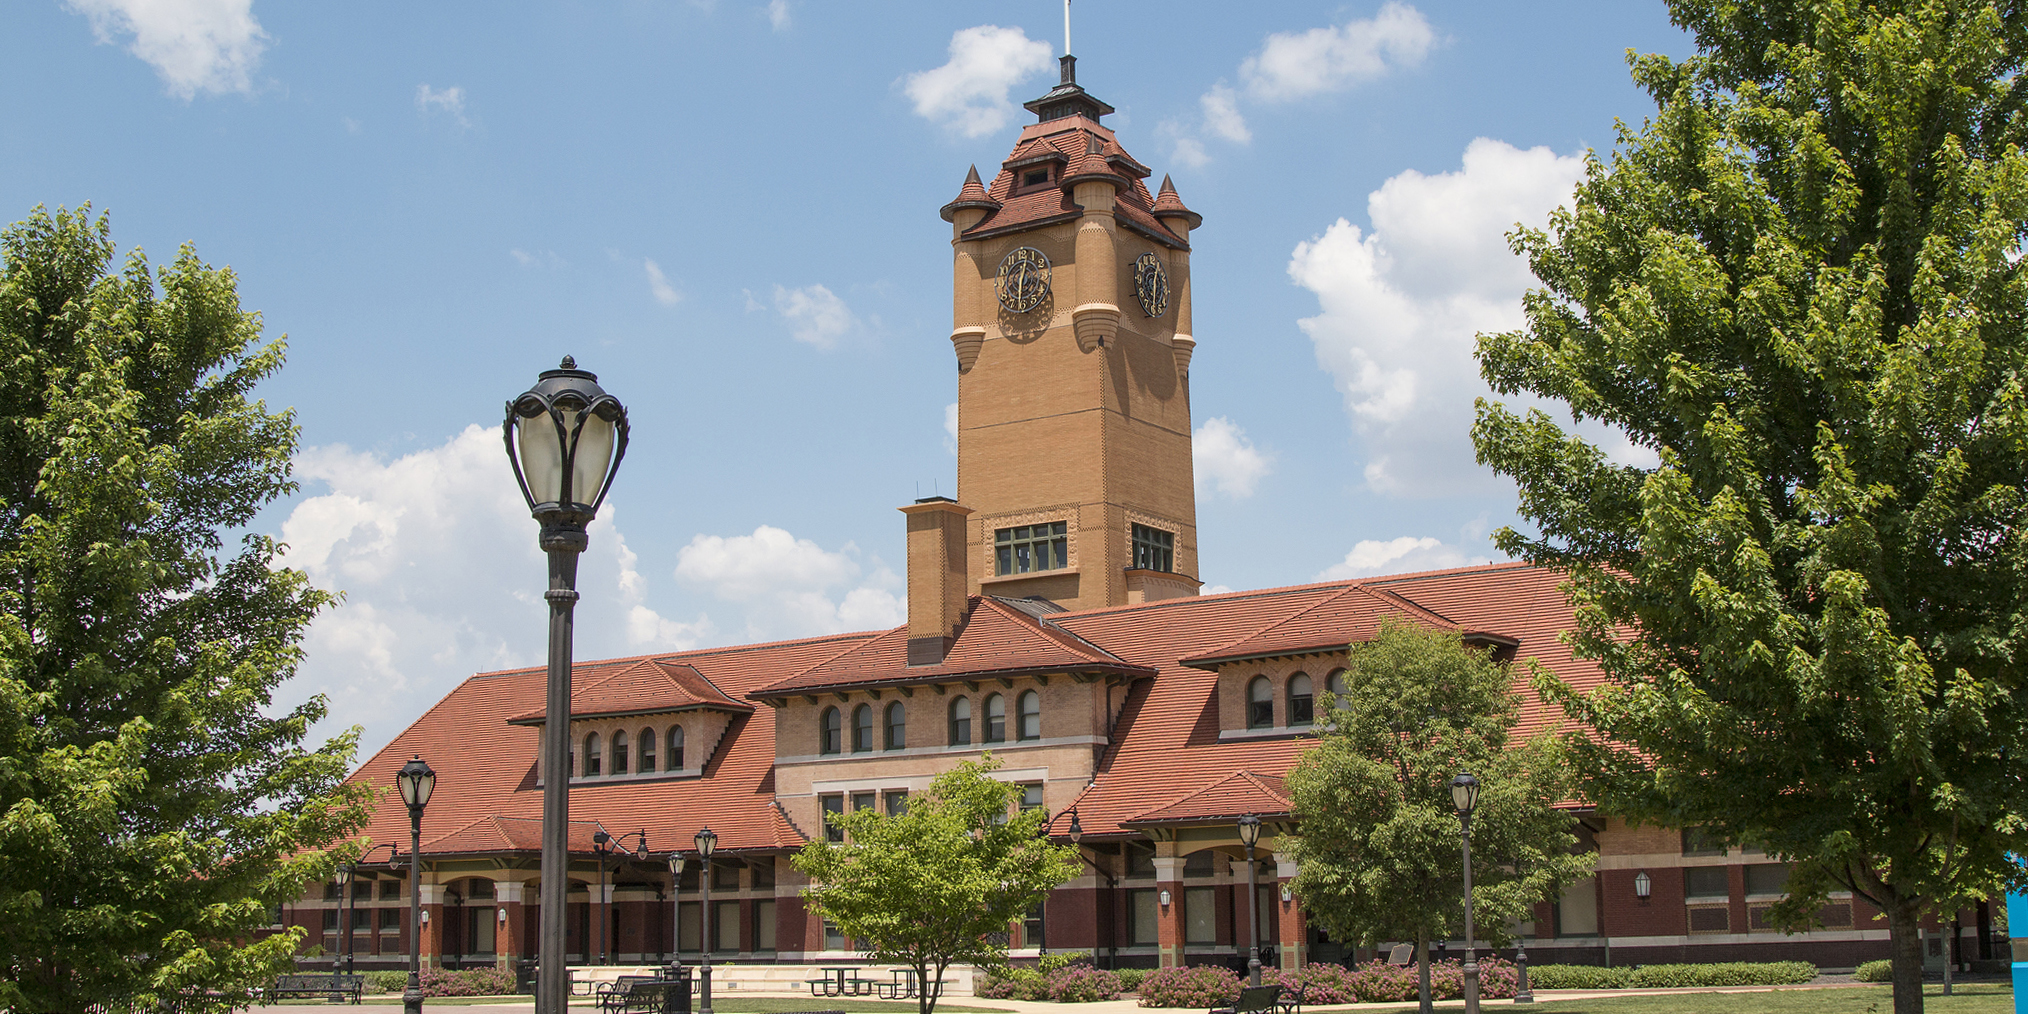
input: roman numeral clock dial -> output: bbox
[996,246,1051,313]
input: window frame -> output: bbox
[884,701,906,750]
[611,729,629,775]
[1287,673,1314,727]
[983,693,1007,743]
[820,793,845,843]
[819,707,842,755]
[851,704,874,753]
[1246,676,1274,729]
[995,522,1069,576]
[1016,690,1041,740]
[948,696,972,746]
[584,732,603,776]
[1130,523,1175,572]
[639,727,657,773]
[669,725,686,771]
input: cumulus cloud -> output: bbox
[645,258,682,305]
[1200,83,1251,144]
[273,425,706,758]
[1240,2,1436,102]
[1289,137,1590,495]
[66,0,267,98]
[903,25,1054,138]
[1316,536,1488,580]
[773,283,855,348]
[766,0,790,30]
[415,84,468,126]
[1194,417,1272,498]
[675,526,903,640]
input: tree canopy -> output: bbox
[0,206,369,1013]
[1471,3,2028,1011]
[792,756,1080,1014]
[1284,620,1589,1014]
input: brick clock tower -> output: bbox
[934,56,1204,615]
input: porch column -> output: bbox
[1154,855,1186,968]
[496,881,527,972]
[418,883,447,969]
[1275,860,1305,971]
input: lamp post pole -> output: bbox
[397,756,438,1014]
[1237,814,1262,987]
[696,828,717,1014]
[503,358,630,1014]
[667,854,688,980]
[337,862,354,976]
[1450,774,1481,1014]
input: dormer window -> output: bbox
[1023,168,1051,188]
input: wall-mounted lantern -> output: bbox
[1634,871,1652,899]
[1159,889,1172,909]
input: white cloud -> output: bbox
[1171,136,1210,169]
[1194,416,1272,498]
[66,0,267,98]
[773,283,855,348]
[1240,1,1436,102]
[272,425,706,758]
[1200,83,1251,144]
[766,0,791,30]
[1289,137,1590,495]
[1316,536,1488,580]
[415,84,468,126]
[903,25,1054,138]
[1202,584,1237,596]
[675,526,903,640]
[944,402,959,456]
[645,258,682,305]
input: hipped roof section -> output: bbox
[507,659,752,725]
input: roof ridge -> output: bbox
[468,629,882,680]
[1054,579,1358,622]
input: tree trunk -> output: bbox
[1884,896,1926,1014]
[1416,934,1431,1014]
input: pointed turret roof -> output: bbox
[939,164,1001,223]
[1152,175,1203,231]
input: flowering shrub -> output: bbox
[1855,960,1892,983]
[1257,958,1516,1004]
[1047,964,1125,1002]
[1115,968,1148,993]
[1137,964,1241,1007]
[417,966,517,996]
[979,966,1046,1000]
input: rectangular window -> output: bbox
[1183,851,1215,878]
[1554,876,1599,936]
[1744,863,1789,897]
[1684,866,1730,899]
[679,902,701,952]
[352,908,372,931]
[851,791,877,813]
[1126,843,1156,879]
[322,910,339,932]
[379,880,403,901]
[712,861,740,891]
[823,920,845,951]
[1024,904,1045,946]
[1184,887,1215,943]
[884,790,909,816]
[715,900,741,951]
[1131,524,1174,572]
[1681,827,1727,857]
[755,900,778,951]
[1128,889,1160,945]
[751,860,775,891]
[996,522,1068,575]
[380,908,401,934]
[820,794,845,843]
[1020,783,1044,811]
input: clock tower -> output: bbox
[936,56,1203,614]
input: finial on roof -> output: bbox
[940,164,1002,223]
[1061,54,1077,84]
[1152,174,1204,230]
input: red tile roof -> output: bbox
[749,596,1154,698]
[505,659,751,725]
[1124,771,1293,825]
[957,118,1189,251]
[1151,175,1202,230]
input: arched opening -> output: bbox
[1247,677,1274,729]
[639,727,657,773]
[669,726,686,771]
[1287,673,1314,726]
[1017,690,1041,740]
[983,693,1006,742]
[852,704,874,752]
[584,732,603,776]
[611,729,629,774]
[949,697,971,745]
[819,707,841,755]
[885,701,906,750]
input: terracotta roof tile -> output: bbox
[749,596,1154,697]
[1124,771,1292,825]
[1151,175,1203,230]
[940,164,1001,223]
[958,120,1187,250]
[505,659,751,725]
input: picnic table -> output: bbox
[804,967,868,997]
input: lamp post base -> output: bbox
[404,983,425,1014]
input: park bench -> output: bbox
[1208,984,1282,1014]
[1275,981,1305,1014]
[265,973,365,1003]
[596,978,693,1014]
[870,968,919,999]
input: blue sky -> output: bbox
[3,1,1689,759]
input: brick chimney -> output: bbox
[901,497,972,666]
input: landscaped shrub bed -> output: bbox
[417,966,517,996]
[1138,959,1516,1006]
[1115,968,1148,993]
[363,971,409,993]
[1855,959,1893,982]
[980,958,1124,1001]
[1526,961,1816,990]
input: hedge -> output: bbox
[1137,959,1517,1007]
[1527,961,1816,990]
[1855,960,1893,982]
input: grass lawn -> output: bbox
[1331,982,2011,1013]
[306,996,1006,1011]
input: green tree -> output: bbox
[792,756,1080,1014]
[1283,620,1590,1014]
[1471,4,2028,1011]
[0,206,370,1013]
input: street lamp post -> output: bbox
[339,844,399,976]
[1066,810,1120,970]
[666,853,688,980]
[503,357,630,1014]
[1237,814,1263,987]
[695,828,718,1014]
[592,829,650,965]
[1450,773,1481,1014]
[397,756,439,1014]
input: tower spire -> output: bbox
[1064,0,1072,57]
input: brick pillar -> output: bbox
[1276,860,1305,971]
[496,881,526,972]
[1154,855,1185,968]
[418,883,446,969]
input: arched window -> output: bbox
[639,728,657,773]
[885,701,906,750]
[1325,668,1347,709]
[949,697,971,746]
[820,707,842,755]
[1247,677,1274,729]
[669,726,686,770]
[611,730,629,774]
[984,693,1007,743]
[852,704,874,753]
[1017,690,1041,740]
[1288,674,1314,726]
[584,732,603,776]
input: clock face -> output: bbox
[996,247,1052,313]
[1134,251,1170,317]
